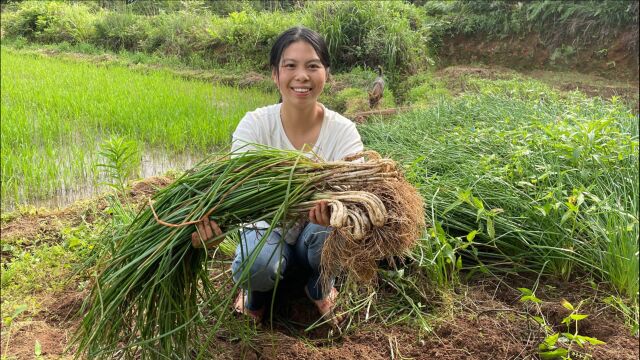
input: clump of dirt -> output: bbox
[128,175,173,200]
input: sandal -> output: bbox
[233,290,264,323]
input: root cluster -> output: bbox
[319,151,425,285]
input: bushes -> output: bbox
[2,1,97,44]
[93,11,149,52]
[304,1,432,75]
[144,12,210,58]
[430,0,639,44]
[206,9,302,67]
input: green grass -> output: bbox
[0,46,275,208]
[360,78,639,304]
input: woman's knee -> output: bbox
[300,223,331,270]
[231,246,289,292]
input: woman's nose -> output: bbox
[294,69,310,81]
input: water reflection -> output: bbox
[2,150,202,212]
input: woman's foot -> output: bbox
[234,291,264,323]
[305,286,344,327]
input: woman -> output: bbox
[192,27,363,323]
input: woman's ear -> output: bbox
[271,68,279,88]
[326,67,330,81]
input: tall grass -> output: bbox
[0,47,274,208]
[429,0,638,44]
[360,77,639,303]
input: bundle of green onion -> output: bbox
[73,147,422,359]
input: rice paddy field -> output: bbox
[1,47,274,210]
[1,43,639,360]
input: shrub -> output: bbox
[92,11,149,52]
[303,1,432,76]
[204,9,302,67]
[143,12,211,59]
[1,1,97,44]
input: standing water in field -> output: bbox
[1,48,275,213]
[1,149,199,212]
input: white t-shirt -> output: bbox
[231,103,364,244]
[231,103,363,161]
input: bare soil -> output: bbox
[438,29,639,82]
[3,282,636,359]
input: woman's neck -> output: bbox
[280,102,323,133]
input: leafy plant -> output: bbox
[360,78,639,303]
[518,288,605,360]
[95,135,141,195]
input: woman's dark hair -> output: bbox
[270,26,331,79]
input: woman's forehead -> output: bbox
[281,41,321,62]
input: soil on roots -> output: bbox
[321,174,426,286]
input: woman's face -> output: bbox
[272,41,327,107]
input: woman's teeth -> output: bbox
[293,88,310,93]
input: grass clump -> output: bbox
[360,78,639,303]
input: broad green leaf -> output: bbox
[560,210,573,225]
[517,287,533,296]
[12,304,28,319]
[472,196,484,210]
[487,217,495,239]
[544,333,559,346]
[569,314,588,321]
[580,335,605,345]
[520,295,542,303]
[561,299,574,311]
[466,230,478,242]
[442,200,463,215]
[539,348,568,359]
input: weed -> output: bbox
[519,288,605,360]
[96,135,141,195]
[360,78,639,305]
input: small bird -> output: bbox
[368,65,384,109]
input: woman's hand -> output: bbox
[191,216,223,249]
[309,200,331,227]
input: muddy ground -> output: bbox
[1,175,638,360]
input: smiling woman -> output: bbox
[198,26,364,324]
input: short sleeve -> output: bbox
[231,112,258,154]
[334,121,364,161]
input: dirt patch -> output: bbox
[2,275,637,359]
[438,29,639,82]
[1,321,70,359]
[41,291,85,328]
[128,175,173,200]
[1,176,172,246]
